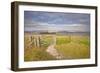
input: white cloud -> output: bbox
[25,23,90,32]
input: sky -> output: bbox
[24,11,90,32]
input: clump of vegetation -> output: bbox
[40,36,53,47]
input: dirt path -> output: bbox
[46,44,63,59]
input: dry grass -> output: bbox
[24,47,56,61]
[24,33,90,61]
[55,35,90,59]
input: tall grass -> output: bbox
[24,34,56,61]
[24,47,56,61]
[24,33,90,61]
[55,35,90,59]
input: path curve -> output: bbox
[46,44,63,59]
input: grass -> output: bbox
[24,47,56,61]
[24,34,56,61]
[24,33,90,61]
[55,35,90,59]
[56,36,71,45]
[40,35,53,47]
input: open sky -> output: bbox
[24,11,90,32]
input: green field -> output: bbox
[55,35,90,59]
[24,33,90,61]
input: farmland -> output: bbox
[24,33,90,61]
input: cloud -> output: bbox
[25,23,90,32]
[24,11,90,25]
[24,11,90,32]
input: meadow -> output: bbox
[24,33,90,61]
